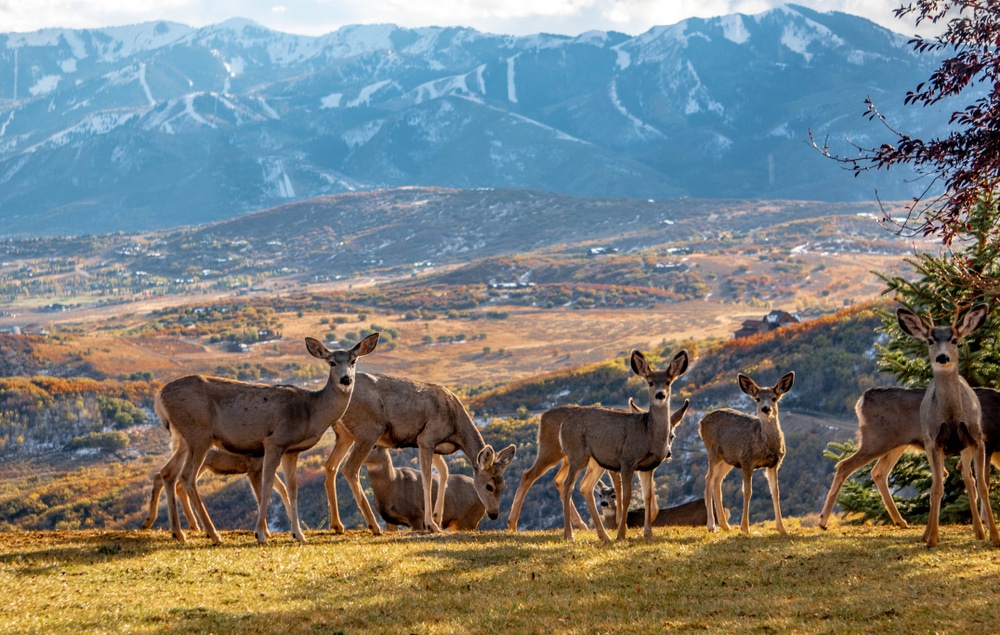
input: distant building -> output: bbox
[734,310,801,339]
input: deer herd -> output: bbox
[143,303,1000,549]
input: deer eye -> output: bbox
[951,338,959,345]
[926,338,934,345]
[485,484,494,493]
[755,397,761,402]
[648,381,654,386]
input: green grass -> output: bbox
[2,523,1000,634]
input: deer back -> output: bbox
[699,409,784,470]
[855,387,926,451]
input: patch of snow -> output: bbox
[258,97,280,119]
[321,93,343,109]
[0,111,13,137]
[138,63,155,107]
[29,75,60,97]
[720,14,750,44]
[475,64,486,95]
[608,80,664,138]
[506,54,519,103]
[347,80,395,107]
[342,120,384,149]
[613,44,631,70]
[59,58,78,73]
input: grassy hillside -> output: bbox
[2,526,999,634]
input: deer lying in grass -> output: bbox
[155,333,379,545]
[364,446,486,531]
[557,348,690,541]
[699,372,794,535]
[142,448,292,532]
[818,386,1000,530]
[895,304,999,547]
[324,372,516,535]
[596,482,723,528]
[506,398,689,531]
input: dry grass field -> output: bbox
[2,524,1000,634]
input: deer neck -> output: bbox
[759,412,783,449]
[927,368,969,417]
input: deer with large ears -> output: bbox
[324,372,516,535]
[699,372,794,535]
[557,348,690,541]
[155,333,379,545]
[896,303,1000,547]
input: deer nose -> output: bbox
[936,354,950,364]
[654,391,666,401]
[761,405,771,415]
[340,375,353,386]
[488,512,499,520]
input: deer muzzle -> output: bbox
[339,375,353,386]
[935,354,950,365]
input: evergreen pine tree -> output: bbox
[828,193,1000,524]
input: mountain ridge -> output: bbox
[0,4,943,236]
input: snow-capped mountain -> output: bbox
[0,5,944,235]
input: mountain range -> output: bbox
[0,4,945,236]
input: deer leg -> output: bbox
[609,471,624,524]
[579,465,610,542]
[764,466,786,535]
[739,466,754,534]
[507,451,562,530]
[923,445,946,547]
[870,447,908,529]
[159,443,188,540]
[179,444,221,545]
[280,452,306,543]
[342,439,383,536]
[143,471,167,530]
[432,454,449,526]
[323,429,354,534]
[556,459,590,530]
[175,480,201,532]
[709,461,733,532]
[958,447,986,540]
[245,471,271,540]
[616,466,635,542]
[819,445,893,529]
[973,444,1000,546]
[417,444,443,532]
[561,460,585,541]
[252,441,283,545]
[639,470,655,540]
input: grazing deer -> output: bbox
[818,386,1000,530]
[364,447,486,531]
[699,372,794,535]
[596,482,721,528]
[155,333,379,545]
[141,448,292,533]
[506,399,689,531]
[324,372,516,535]
[557,348,690,541]
[895,304,999,547]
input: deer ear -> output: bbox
[956,304,989,338]
[629,350,650,378]
[353,332,380,357]
[737,374,759,398]
[305,337,331,359]
[774,372,795,397]
[493,444,516,470]
[896,307,930,339]
[628,397,644,414]
[667,349,689,379]
[670,399,690,427]
[476,445,495,470]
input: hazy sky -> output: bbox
[1,1,925,37]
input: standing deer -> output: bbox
[506,399,689,531]
[364,447,487,531]
[557,348,690,541]
[141,448,292,533]
[699,372,794,535]
[324,372,516,535]
[818,386,1000,530]
[895,304,999,547]
[155,333,379,545]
